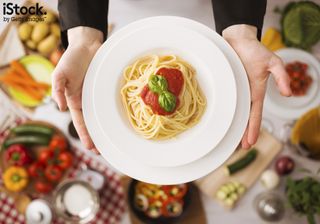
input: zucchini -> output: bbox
[225,148,258,175]
[3,135,51,148]
[11,124,54,137]
[216,181,247,207]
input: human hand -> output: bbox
[223,25,292,149]
[52,26,103,153]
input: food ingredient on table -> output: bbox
[225,148,258,175]
[134,182,188,218]
[34,180,53,193]
[63,184,96,215]
[291,107,320,160]
[44,165,62,182]
[215,181,246,207]
[57,151,73,170]
[261,28,285,51]
[3,166,29,192]
[49,135,68,152]
[17,11,60,55]
[28,162,45,178]
[286,176,320,224]
[49,48,64,66]
[3,135,51,149]
[254,192,285,222]
[286,61,312,96]
[0,60,50,102]
[275,155,295,175]
[11,124,54,137]
[4,144,31,166]
[260,169,280,190]
[281,1,320,50]
[25,199,52,224]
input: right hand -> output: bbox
[52,27,103,153]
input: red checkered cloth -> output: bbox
[0,121,126,224]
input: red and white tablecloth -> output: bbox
[0,120,126,224]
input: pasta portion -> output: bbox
[121,55,206,140]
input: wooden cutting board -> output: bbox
[121,177,207,224]
[196,129,282,209]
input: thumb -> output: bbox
[268,56,292,97]
[52,70,68,111]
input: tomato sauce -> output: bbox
[140,68,184,115]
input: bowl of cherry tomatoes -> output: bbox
[0,121,74,195]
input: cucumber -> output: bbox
[11,124,54,137]
[3,135,51,148]
[225,148,258,175]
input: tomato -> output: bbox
[35,180,53,193]
[28,162,45,178]
[57,152,73,170]
[157,68,184,96]
[38,148,53,164]
[49,49,64,66]
[49,135,68,152]
[45,165,62,182]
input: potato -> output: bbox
[18,23,33,41]
[31,23,50,43]
[50,23,60,38]
[45,11,56,23]
[37,34,58,55]
[25,40,37,50]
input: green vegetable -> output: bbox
[3,136,51,149]
[11,124,54,137]
[286,176,320,224]
[225,148,258,175]
[148,75,168,94]
[159,91,176,112]
[281,1,320,50]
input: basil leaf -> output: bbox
[159,91,176,112]
[148,75,168,94]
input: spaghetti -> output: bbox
[121,55,206,140]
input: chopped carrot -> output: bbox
[10,60,34,81]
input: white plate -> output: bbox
[91,25,236,167]
[83,16,250,184]
[265,48,320,120]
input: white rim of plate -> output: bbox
[83,16,250,184]
[91,25,237,167]
[265,48,320,120]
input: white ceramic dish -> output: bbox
[91,25,236,167]
[265,48,320,120]
[83,16,250,184]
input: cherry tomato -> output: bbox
[38,148,54,165]
[35,180,53,193]
[45,165,63,182]
[49,135,68,152]
[57,152,73,170]
[28,162,45,178]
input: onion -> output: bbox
[275,156,295,175]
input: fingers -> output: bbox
[52,71,68,111]
[241,126,251,149]
[68,107,95,150]
[247,99,263,146]
[268,56,292,97]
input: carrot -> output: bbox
[1,71,49,90]
[0,79,44,100]
[10,60,34,81]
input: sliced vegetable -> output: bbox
[162,198,183,217]
[225,148,258,175]
[216,181,247,207]
[3,166,29,192]
[3,135,51,149]
[11,124,54,137]
[4,144,31,166]
[260,169,280,190]
[134,194,149,211]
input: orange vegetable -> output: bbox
[10,60,34,81]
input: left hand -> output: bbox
[223,25,292,149]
